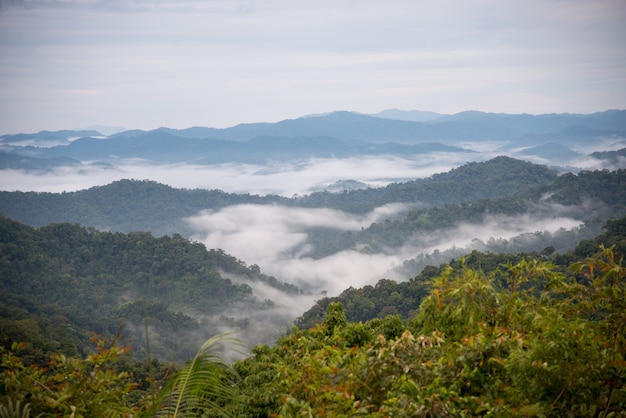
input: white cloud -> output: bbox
[0,153,481,194]
[185,203,585,297]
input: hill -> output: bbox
[5,220,624,416]
[296,213,626,328]
[0,179,288,236]
[0,216,300,362]
[0,157,560,237]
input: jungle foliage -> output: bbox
[2,242,625,416]
[298,215,626,329]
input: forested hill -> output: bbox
[301,167,626,259]
[0,216,299,362]
[0,180,288,236]
[4,214,625,416]
[296,214,626,329]
[0,156,559,236]
[295,155,558,213]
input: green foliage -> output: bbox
[234,246,626,416]
[2,239,625,416]
[1,339,138,417]
[0,216,297,360]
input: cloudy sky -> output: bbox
[1,0,625,133]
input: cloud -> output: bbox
[185,203,585,299]
[0,153,481,194]
[184,203,411,265]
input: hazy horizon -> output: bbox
[1,0,625,133]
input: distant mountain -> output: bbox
[0,129,103,147]
[518,143,581,163]
[371,109,444,122]
[13,130,473,165]
[82,125,126,136]
[425,109,626,133]
[1,110,624,168]
[0,151,82,171]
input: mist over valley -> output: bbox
[1,109,625,356]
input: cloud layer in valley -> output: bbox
[185,203,585,299]
[0,153,485,194]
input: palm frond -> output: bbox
[0,400,42,418]
[154,333,245,418]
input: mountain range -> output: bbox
[1,110,625,169]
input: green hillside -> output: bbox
[0,217,298,362]
[0,156,567,237]
[2,219,625,416]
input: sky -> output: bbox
[1,0,625,134]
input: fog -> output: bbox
[174,201,586,350]
[0,153,487,195]
[0,148,611,353]
[186,204,584,298]
[3,136,623,195]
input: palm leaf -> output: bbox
[154,333,244,418]
[0,400,43,418]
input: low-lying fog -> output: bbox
[1,142,624,195]
[0,153,484,195]
[184,203,585,348]
[186,204,584,298]
[1,150,611,349]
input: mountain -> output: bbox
[0,157,555,235]
[370,109,444,122]
[517,142,581,162]
[425,109,626,133]
[150,109,626,142]
[0,151,82,171]
[6,129,474,166]
[2,110,624,168]
[590,147,626,166]
[0,215,300,361]
[2,157,623,261]
[0,179,288,236]
[294,156,559,213]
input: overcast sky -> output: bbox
[1,0,625,133]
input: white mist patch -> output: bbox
[185,203,411,265]
[411,214,584,254]
[186,204,418,298]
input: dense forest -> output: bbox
[1,217,625,416]
[1,155,626,416]
[0,217,300,363]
